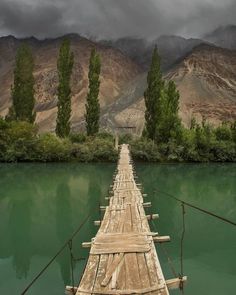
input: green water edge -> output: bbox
[0,162,235,295]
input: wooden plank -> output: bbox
[76,255,100,295]
[166,276,187,290]
[101,253,125,286]
[123,204,142,290]
[75,144,171,295]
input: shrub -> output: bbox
[215,123,233,141]
[69,132,87,143]
[0,120,38,162]
[36,133,72,162]
[72,137,118,162]
[130,138,161,162]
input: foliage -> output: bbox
[85,48,101,136]
[8,43,35,123]
[0,119,235,163]
[56,39,74,138]
[72,137,118,162]
[0,122,117,162]
[144,45,164,141]
[0,120,38,162]
[215,122,233,141]
[157,80,182,143]
[144,46,182,144]
[69,132,87,143]
[130,138,161,162]
[36,133,72,162]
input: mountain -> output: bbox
[0,34,236,134]
[101,44,236,131]
[0,34,141,132]
[101,35,204,70]
[204,25,236,50]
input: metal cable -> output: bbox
[68,240,76,295]
[20,208,95,295]
[179,202,186,294]
[153,189,236,227]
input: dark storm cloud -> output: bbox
[0,0,236,39]
[0,0,66,37]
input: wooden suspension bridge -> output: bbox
[66,144,187,295]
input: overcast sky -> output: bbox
[0,0,235,40]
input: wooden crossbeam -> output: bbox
[166,276,187,290]
[153,236,171,243]
[143,202,151,208]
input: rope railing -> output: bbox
[20,206,97,295]
[153,189,236,227]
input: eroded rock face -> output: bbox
[166,44,236,126]
[0,35,236,134]
[0,35,141,132]
[100,44,236,131]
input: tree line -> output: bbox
[6,39,101,138]
[0,39,235,162]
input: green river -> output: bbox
[0,163,235,295]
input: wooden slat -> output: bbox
[75,144,172,295]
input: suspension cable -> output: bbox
[154,189,236,227]
[68,240,76,295]
[20,207,96,295]
[179,202,186,293]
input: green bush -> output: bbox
[0,120,38,162]
[215,123,233,141]
[119,133,133,145]
[69,132,87,143]
[130,138,161,162]
[36,133,72,162]
[72,137,118,162]
[0,119,235,163]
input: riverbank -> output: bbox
[0,120,236,163]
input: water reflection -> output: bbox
[137,163,236,292]
[0,163,114,295]
[0,162,235,295]
[55,182,73,285]
[9,197,32,278]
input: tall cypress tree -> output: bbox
[56,39,74,138]
[9,43,35,123]
[85,48,101,136]
[144,46,164,140]
[158,80,182,143]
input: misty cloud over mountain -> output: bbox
[0,0,236,39]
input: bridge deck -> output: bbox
[73,144,172,294]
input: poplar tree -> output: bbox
[56,39,74,138]
[158,80,182,143]
[85,48,101,136]
[9,43,35,123]
[144,46,164,141]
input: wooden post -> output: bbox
[115,131,119,151]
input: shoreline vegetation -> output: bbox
[0,40,235,163]
[0,120,235,163]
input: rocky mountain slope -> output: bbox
[0,33,236,133]
[101,44,236,132]
[0,34,141,132]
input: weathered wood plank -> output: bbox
[74,144,172,295]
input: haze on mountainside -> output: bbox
[0,0,236,133]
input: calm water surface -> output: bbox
[0,163,235,295]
